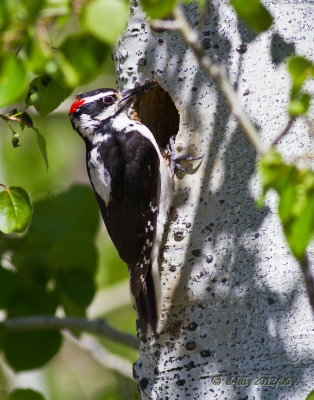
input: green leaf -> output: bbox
[0,267,19,309]
[288,193,314,258]
[288,56,314,95]
[306,390,314,400]
[25,38,50,75]
[20,111,33,126]
[35,129,49,170]
[4,330,62,371]
[8,285,57,316]
[24,0,45,20]
[49,232,98,275]
[0,186,32,235]
[57,269,95,308]
[81,0,129,45]
[61,295,86,318]
[9,388,45,400]
[58,34,109,87]
[231,0,273,33]
[11,131,20,148]
[26,76,72,116]
[141,0,176,19]
[0,56,28,107]
[15,110,33,132]
[259,151,314,260]
[181,0,206,10]
[1,186,99,291]
[0,323,5,348]
[289,92,311,116]
[287,56,314,117]
[30,185,99,240]
[0,0,9,30]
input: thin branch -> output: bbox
[0,113,34,130]
[271,118,295,146]
[150,19,181,31]
[3,316,139,349]
[305,117,314,136]
[300,255,314,314]
[1,112,49,169]
[155,6,269,156]
[65,332,135,380]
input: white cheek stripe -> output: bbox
[80,91,116,104]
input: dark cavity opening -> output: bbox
[131,84,180,148]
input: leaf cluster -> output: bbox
[0,0,130,112]
[288,56,314,117]
[0,185,99,372]
[259,151,314,260]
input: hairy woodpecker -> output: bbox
[68,82,172,336]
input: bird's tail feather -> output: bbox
[135,268,159,337]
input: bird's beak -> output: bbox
[119,82,158,108]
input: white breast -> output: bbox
[88,147,111,206]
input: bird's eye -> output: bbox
[103,96,114,105]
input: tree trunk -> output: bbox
[115,1,313,399]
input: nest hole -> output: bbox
[131,84,180,148]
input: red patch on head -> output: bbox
[68,97,86,114]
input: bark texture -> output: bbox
[115,1,313,399]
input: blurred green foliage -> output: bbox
[231,0,273,33]
[0,0,127,107]
[0,0,313,399]
[0,184,99,370]
[0,0,139,397]
[306,391,314,400]
[9,389,46,400]
[81,0,129,45]
[259,151,314,261]
[288,56,314,117]
[141,0,177,19]
[0,112,137,398]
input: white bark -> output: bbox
[115,1,314,399]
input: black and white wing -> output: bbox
[88,130,161,335]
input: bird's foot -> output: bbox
[165,135,203,177]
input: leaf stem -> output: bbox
[300,255,314,314]
[0,112,49,170]
[271,118,295,146]
[0,113,34,130]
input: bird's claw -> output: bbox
[166,135,203,177]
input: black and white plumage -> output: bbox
[68,82,172,335]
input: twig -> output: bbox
[300,255,314,314]
[3,316,139,349]
[0,113,34,130]
[154,5,269,156]
[305,117,314,136]
[1,112,49,169]
[271,118,295,146]
[65,332,135,380]
[150,19,181,31]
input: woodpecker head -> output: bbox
[68,82,157,142]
